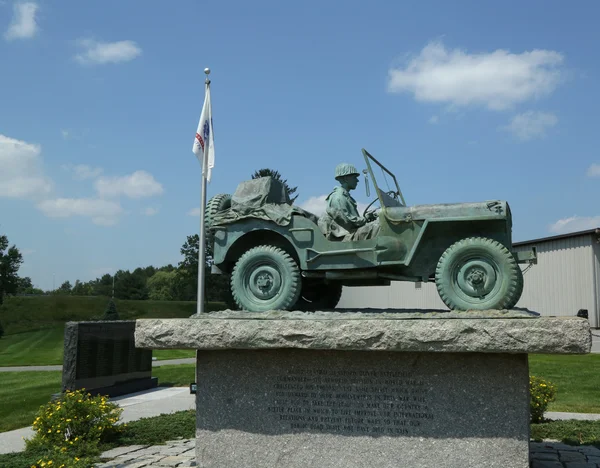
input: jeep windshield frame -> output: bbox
[362,148,406,208]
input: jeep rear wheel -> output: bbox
[231,245,301,312]
[435,237,522,310]
[296,280,343,310]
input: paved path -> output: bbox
[530,441,600,467]
[93,440,600,468]
[0,358,195,372]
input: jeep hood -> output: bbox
[384,200,510,223]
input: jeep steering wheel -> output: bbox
[362,197,380,220]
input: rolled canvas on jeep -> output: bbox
[231,177,291,215]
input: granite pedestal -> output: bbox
[135,310,592,468]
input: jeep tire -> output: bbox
[435,237,522,311]
[231,245,301,312]
[205,194,232,249]
[296,280,343,310]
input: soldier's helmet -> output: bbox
[335,163,360,180]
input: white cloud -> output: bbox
[299,195,328,216]
[387,41,564,111]
[4,2,38,41]
[586,164,600,177]
[188,207,201,217]
[75,39,142,65]
[95,170,164,199]
[37,198,124,226]
[143,207,159,216]
[428,115,439,124]
[0,134,52,199]
[549,216,600,234]
[71,164,103,180]
[503,111,558,141]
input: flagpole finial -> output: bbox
[204,68,211,84]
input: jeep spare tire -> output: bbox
[435,237,522,311]
[231,245,301,312]
[205,194,231,248]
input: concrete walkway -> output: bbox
[0,358,195,373]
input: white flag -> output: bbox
[192,83,215,182]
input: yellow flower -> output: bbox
[75,457,79,461]
[66,419,71,422]
[48,462,53,466]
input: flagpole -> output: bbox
[197,67,211,315]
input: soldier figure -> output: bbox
[319,163,380,241]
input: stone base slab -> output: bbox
[135,314,591,354]
[195,349,530,468]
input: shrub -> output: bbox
[29,451,94,468]
[26,389,124,460]
[0,320,4,338]
[103,299,119,320]
[530,375,556,423]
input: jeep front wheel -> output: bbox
[231,245,301,312]
[435,237,522,311]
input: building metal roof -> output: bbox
[513,228,600,247]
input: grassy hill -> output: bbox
[0,295,223,335]
[0,296,222,366]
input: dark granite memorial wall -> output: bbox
[62,321,156,397]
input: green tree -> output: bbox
[147,270,177,301]
[72,279,93,296]
[103,299,119,320]
[92,274,113,297]
[176,234,231,303]
[56,281,73,295]
[16,276,32,294]
[251,168,299,203]
[0,320,4,339]
[0,234,23,306]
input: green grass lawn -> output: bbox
[0,327,65,366]
[529,354,600,413]
[152,364,195,387]
[0,371,61,433]
[153,349,195,360]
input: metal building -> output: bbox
[338,228,600,329]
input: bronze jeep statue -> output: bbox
[206,149,536,312]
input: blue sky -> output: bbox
[1,0,600,290]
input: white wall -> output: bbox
[513,235,597,327]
